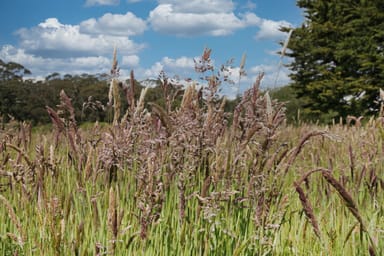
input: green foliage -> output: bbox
[283,0,384,122]
[0,60,117,125]
[0,59,31,81]
[0,74,110,125]
[269,85,303,124]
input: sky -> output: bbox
[0,0,303,95]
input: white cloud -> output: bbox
[241,12,261,26]
[85,0,119,6]
[157,0,235,14]
[80,12,147,36]
[149,4,244,36]
[16,18,144,58]
[2,14,147,79]
[122,55,140,67]
[148,2,291,39]
[0,45,112,77]
[241,13,291,40]
[143,56,195,78]
[143,62,164,78]
[255,19,291,40]
[162,56,195,69]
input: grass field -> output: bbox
[1,51,383,255]
[1,81,383,255]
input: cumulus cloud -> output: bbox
[255,19,291,40]
[15,18,144,58]
[241,12,261,26]
[149,4,244,36]
[157,0,235,14]
[0,45,111,77]
[80,12,147,36]
[162,56,195,69]
[241,12,291,40]
[148,1,291,39]
[85,0,119,6]
[143,56,195,78]
[121,55,140,67]
[2,13,147,79]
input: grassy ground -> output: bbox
[1,81,383,255]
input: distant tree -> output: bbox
[0,60,31,123]
[0,62,112,124]
[269,85,303,124]
[283,0,384,122]
[0,59,31,81]
[63,74,73,80]
[45,72,61,82]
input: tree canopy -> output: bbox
[0,60,214,126]
[283,0,384,122]
[0,59,31,81]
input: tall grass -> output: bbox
[0,49,383,255]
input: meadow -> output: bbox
[0,51,383,255]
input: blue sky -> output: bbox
[0,0,303,93]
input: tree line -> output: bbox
[0,69,108,125]
[0,60,245,126]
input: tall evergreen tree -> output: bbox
[283,0,384,121]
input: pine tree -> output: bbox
[283,0,384,122]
